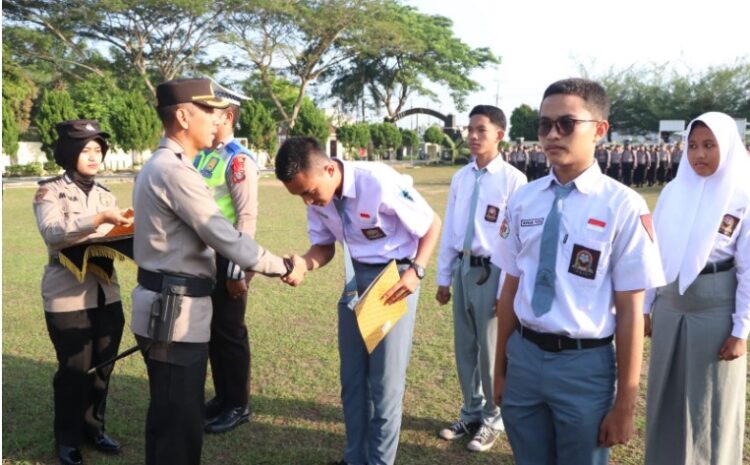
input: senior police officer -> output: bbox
[130,78,298,465]
[192,83,259,433]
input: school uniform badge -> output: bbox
[499,218,510,239]
[718,214,740,237]
[361,227,386,240]
[520,217,544,227]
[485,205,499,223]
[568,244,601,280]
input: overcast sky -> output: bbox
[401,0,749,128]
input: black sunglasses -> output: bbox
[537,116,600,137]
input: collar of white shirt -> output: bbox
[335,158,357,200]
[546,161,602,195]
[470,153,505,175]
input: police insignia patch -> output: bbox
[499,218,510,238]
[568,244,600,280]
[361,227,387,240]
[485,205,499,223]
[230,156,246,184]
[718,214,740,237]
[34,188,49,203]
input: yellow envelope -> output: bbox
[354,260,408,354]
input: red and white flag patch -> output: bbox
[230,156,246,184]
[586,218,606,232]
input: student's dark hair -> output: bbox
[542,78,610,120]
[469,105,507,130]
[275,136,326,183]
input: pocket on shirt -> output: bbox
[562,234,610,288]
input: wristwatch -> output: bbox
[281,257,294,278]
[409,261,425,280]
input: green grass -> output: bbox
[3,166,748,464]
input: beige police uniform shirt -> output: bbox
[33,174,122,312]
[131,137,286,343]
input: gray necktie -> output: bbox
[530,183,574,317]
[462,167,486,274]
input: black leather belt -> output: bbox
[519,326,613,353]
[356,258,412,267]
[699,259,734,275]
[457,252,491,267]
[137,268,215,297]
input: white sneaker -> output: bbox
[467,424,500,452]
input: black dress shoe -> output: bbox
[57,445,83,465]
[204,396,224,422]
[204,406,251,434]
[90,433,121,454]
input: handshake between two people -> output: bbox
[281,254,308,287]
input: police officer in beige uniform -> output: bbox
[34,120,133,465]
[130,78,296,465]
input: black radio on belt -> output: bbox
[138,268,215,343]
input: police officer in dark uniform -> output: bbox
[193,83,259,433]
[33,120,133,465]
[130,78,299,465]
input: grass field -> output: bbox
[2,165,748,464]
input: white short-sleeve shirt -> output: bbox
[493,162,666,338]
[436,156,527,286]
[306,160,434,264]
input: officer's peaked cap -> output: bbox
[156,78,230,109]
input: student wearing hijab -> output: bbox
[33,120,133,465]
[644,112,749,465]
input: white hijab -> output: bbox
[653,111,750,293]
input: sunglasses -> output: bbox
[537,116,600,137]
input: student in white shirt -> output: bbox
[492,78,665,465]
[274,137,441,465]
[435,105,526,451]
[644,112,749,465]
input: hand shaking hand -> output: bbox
[281,254,307,287]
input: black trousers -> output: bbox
[136,336,208,465]
[622,162,634,185]
[608,164,621,181]
[634,164,646,186]
[647,163,657,185]
[657,161,668,184]
[208,254,251,409]
[45,300,124,446]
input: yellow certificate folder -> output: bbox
[354,260,408,354]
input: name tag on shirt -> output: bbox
[361,227,387,240]
[520,217,544,227]
[485,205,499,223]
[568,244,601,280]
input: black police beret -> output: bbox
[156,78,230,109]
[56,119,110,141]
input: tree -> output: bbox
[110,90,161,166]
[288,99,330,144]
[400,128,419,157]
[328,2,500,117]
[35,87,78,159]
[1,42,38,133]
[337,122,370,159]
[369,122,402,158]
[509,104,539,141]
[238,100,279,155]
[224,0,382,129]
[423,125,445,144]
[2,98,21,160]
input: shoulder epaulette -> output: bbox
[37,175,63,186]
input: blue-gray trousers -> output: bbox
[339,260,419,465]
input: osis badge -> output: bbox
[361,227,386,240]
[718,214,740,237]
[568,244,601,280]
[485,205,499,223]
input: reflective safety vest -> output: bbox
[194,140,258,223]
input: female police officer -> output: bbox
[33,120,133,465]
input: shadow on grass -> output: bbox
[3,354,513,465]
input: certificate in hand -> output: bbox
[354,260,408,354]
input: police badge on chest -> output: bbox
[568,244,601,280]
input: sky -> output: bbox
[398,0,749,130]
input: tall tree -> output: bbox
[35,87,78,159]
[509,104,539,141]
[238,100,279,155]
[328,2,500,117]
[110,89,162,166]
[1,42,38,133]
[2,98,21,161]
[223,0,381,129]
[288,99,330,144]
